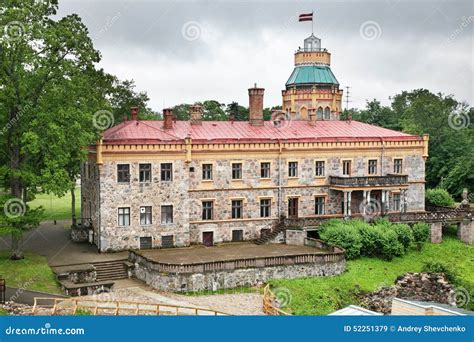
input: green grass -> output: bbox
[270,237,474,315]
[29,187,81,221]
[0,251,61,294]
[0,308,8,316]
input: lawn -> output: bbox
[0,251,61,294]
[29,187,81,221]
[269,237,474,315]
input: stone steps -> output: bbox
[255,224,286,245]
[93,260,128,281]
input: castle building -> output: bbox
[82,35,429,252]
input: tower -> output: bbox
[282,35,343,121]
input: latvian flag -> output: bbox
[299,12,313,22]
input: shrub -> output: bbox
[379,229,404,260]
[426,188,455,207]
[412,222,430,249]
[357,224,384,257]
[390,224,414,251]
[422,260,458,283]
[319,221,362,259]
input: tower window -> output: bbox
[317,107,323,120]
[324,107,331,120]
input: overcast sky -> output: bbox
[58,0,473,112]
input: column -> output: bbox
[430,222,442,244]
[459,220,474,245]
[381,190,386,215]
[402,190,407,213]
[347,191,352,217]
[362,190,367,216]
[386,191,390,213]
[343,191,348,217]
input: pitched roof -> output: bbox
[286,66,339,86]
[101,120,420,145]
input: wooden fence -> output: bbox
[262,285,290,316]
[32,297,229,316]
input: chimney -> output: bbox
[130,106,139,120]
[190,104,202,125]
[248,84,264,126]
[163,108,173,129]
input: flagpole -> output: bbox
[311,11,314,35]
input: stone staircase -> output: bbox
[93,260,129,282]
[255,222,287,245]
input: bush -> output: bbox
[319,221,362,259]
[379,229,404,260]
[357,224,384,257]
[390,224,414,251]
[422,260,457,283]
[412,222,430,249]
[426,188,455,207]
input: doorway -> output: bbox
[202,232,214,247]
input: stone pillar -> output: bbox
[362,190,367,216]
[430,222,442,244]
[401,190,407,213]
[347,191,352,217]
[381,190,386,215]
[343,191,348,217]
[459,220,474,244]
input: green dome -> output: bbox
[286,65,339,87]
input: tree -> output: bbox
[226,102,248,121]
[0,0,101,258]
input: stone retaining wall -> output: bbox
[132,253,345,292]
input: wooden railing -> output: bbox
[262,285,291,316]
[329,174,408,187]
[32,297,229,316]
[131,249,345,275]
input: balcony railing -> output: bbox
[329,174,408,187]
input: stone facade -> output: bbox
[81,148,427,252]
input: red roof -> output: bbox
[102,120,420,145]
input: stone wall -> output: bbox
[133,256,345,292]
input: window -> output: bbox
[342,160,351,176]
[393,193,401,212]
[117,164,130,183]
[260,199,271,218]
[288,162,298,177]
[232,230,243,242]
[288,198,299,218]
[161,235,174,248]
[161,163,173,181]
[202,164,213,180]
[317,107,323,120]
[324,107,331,120]
[315,161,325,177]
[139,163,152,183]
[161,205,173,224]
[140,206,152,225]
[202,201,214,220]
[394,159,403,174]
[315,197,325,215]
[260,162,271,178]
[368,160,377,175]
[118,207,130,226]
[231,200,243,219]
[232,163,242,180]
[139,237,152,249]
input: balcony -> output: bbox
[329,174,408,188]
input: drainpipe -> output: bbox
[277,140,283,218]
[379,137,385,176]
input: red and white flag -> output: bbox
[299,12,313,22]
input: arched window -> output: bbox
[317,107,323,120]
[324,107,331,120]
[300,106,308,120]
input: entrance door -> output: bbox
[202,232,214,247]
[288,198,299,218]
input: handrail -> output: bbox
[329,175,408,187]
[262,285,291,316]
[32,297,230,316]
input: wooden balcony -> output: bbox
[329,174,408,188]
